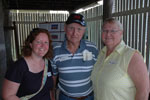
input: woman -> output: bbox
[91,18,149,100]
[2,28,55,100]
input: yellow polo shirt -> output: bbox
[91,41,136,100]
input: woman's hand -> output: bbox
[50,88,56,100]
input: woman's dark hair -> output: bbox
[21,28,53,59]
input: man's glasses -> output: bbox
[67,26,85,33]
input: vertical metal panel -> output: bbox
[133,0,136,9]
[118,0,121,12]
[147,0,150,7]
[131,0,133,10]
[146,11,150,69]
[127,0,130,10]
[123,15,127,42]
[11,30,17,60]
[138,0,140,8]
[136,14,140,49]
[135,14,138,49]
[138,13,142,52]
[142,13,147,58]
[115,0,118,12]
[123,0,126,11]
[140,0,143,8]
[121,0,123,12]
[126,15,129,44]
[128,15,132,47]
[131,14,135,48]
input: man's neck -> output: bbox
[67,41,80,54]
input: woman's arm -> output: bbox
[128,51,149,100]
[50,89,55,100]
[52,76,57,89]
[49,76,58,100]
[2,79,20,100]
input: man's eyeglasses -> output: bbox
[67,26,85,33]
[102,30,121,34]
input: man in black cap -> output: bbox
[52,13,98,100]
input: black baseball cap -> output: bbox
[65,13,86,26]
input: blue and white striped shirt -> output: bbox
[51,40,98,97]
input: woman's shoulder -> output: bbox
[11,57,28,71]
[5,57,29,83]
[123,45,135,54]
[14,57,26,64]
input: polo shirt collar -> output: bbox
[62,39,86,51]
[102,40,126,55]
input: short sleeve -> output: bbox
[5,58,28,83]
[48,60,53,75]
[94,47,99,60]
[50,59,58,76]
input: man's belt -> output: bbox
[60,91,93,100]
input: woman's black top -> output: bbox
[5,58,53,100]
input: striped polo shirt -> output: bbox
[51,39,98,97]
